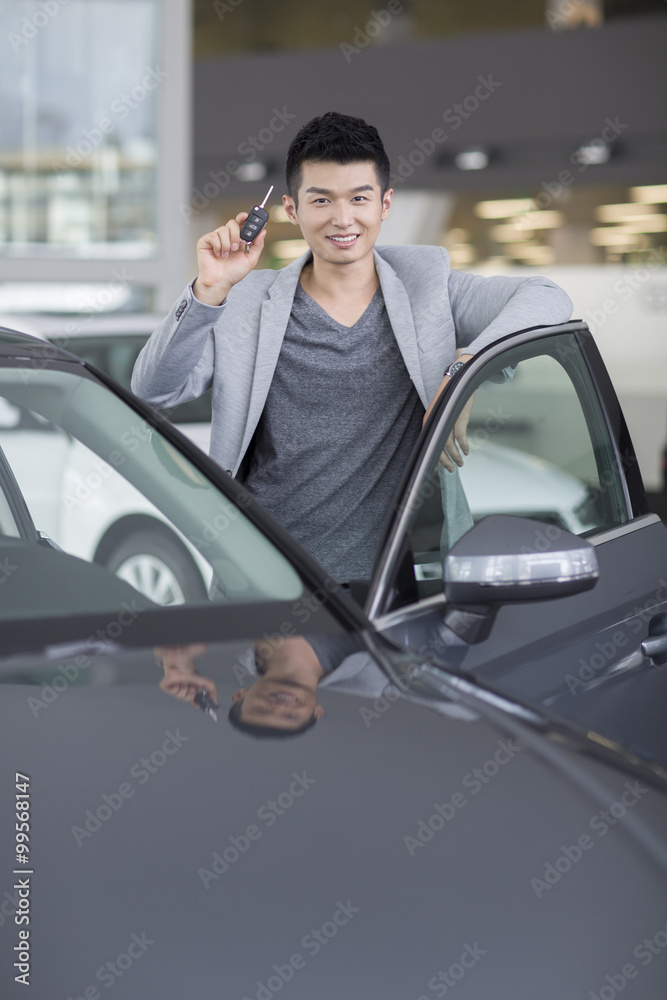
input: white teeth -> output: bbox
[330,235,357,242]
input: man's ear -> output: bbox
[314,705,324,720]
[283,193,299,225]
[231,689,247,703]
[381,187,393,220]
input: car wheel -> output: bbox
[106,530,206,606]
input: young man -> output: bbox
[132,111,573,583]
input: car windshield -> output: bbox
[0,354,310,629]
[49,333,213,425]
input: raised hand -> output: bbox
[193,212,267,306]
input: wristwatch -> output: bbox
[443,359,467,379]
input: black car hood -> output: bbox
[1,636,667,999]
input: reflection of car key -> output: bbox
[240,185,274,253]
[194,687,218,722]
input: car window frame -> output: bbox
[366,321,642,622]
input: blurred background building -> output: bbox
[1,0,666,495]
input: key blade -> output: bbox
[259,184,274,209]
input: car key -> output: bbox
[240,184,274,253]
[194,687,219,722]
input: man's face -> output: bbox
[232,677,323,731]
[283,160,392,267]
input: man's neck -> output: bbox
[300,253,379,302]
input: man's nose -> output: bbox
[331,201,355,227]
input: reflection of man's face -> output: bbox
[232,678,322,730]
[231,636,325,731]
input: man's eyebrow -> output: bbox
[304,184,375,195]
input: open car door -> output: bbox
[365,321,667,764]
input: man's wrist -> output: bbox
[443,359,466,379]
[192,278,231,307]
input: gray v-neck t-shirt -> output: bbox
[242,281,425,582]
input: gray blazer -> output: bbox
[131,244,573,476]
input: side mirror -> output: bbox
[444,514,598,607]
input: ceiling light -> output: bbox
[455,150,489,171]
[589,229,643,246]
[574,141,610,166]
[475,199,535,218]
[236,162,268,182]
[602,217,667,234]
[517,210,564,229]
[596,203,659,223]
[630,184,667,203]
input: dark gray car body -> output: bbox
[0,325,665,998]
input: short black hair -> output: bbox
[286,111,390,205]
[227,699,318,739]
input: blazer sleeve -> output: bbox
[445,250,573,356]
[131,279,223,408]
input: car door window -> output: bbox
[393,332,629,606]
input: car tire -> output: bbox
[106,530,206,606]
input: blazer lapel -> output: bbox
[374,249,427,405]
[240,251,312,458]
[240,247,428,462]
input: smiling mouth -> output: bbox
[269,692,300,704]
[327,234,359,245]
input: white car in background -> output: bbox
[0,313,591,604]
[0,314,212,605]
